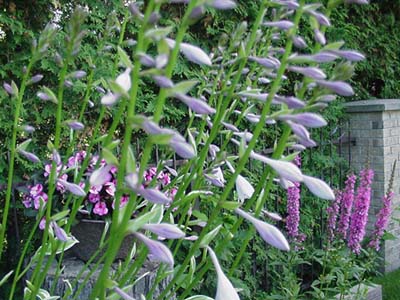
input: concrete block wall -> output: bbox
[343,99,400,273]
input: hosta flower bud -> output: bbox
[21,125,35,133]
[70,70,87,79]
[64,80,73,88]
[66,120,85,131]
[113,287,135,300]
[51,221,68,242]
[314,29,326,45]
[116,68,132,92]
[316,80,354,96]
[249,56,280,69]
[166,38,212,66]
[37,91,52,101]
[138,53,156,67]
[292,35,307,49]
[18,150,41,163]
[57,179,86,197]
[263,20,294,30]
[302,175,335,200]
[328,50,365,62]
[132,186,172,205]
[101,92,120,106]
[345,0,369,4]
[134,232,174,267]
[279,113,327,128]
[3,83,13,95]
[288,66,326,80]
[29,74,44,84]
[175,93,216,115]
[208,0,237,10]
[236,175,254,203]
[142,223,185,239]
[152,75,174,88]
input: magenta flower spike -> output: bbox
[327,190,342,242]
[348,168,374,254]
[175,93,216,115]
[286,179,301,239]
[206,246,240,300]
[134,232,174,267]
[57,179,87,197]
[302,175,335,200]
[337,174,356,239]
[316,80,354,96]
[142,223,185,239]
[235,208,290,251]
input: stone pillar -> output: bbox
[344,99,400,273]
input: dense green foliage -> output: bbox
[373,268,400,300]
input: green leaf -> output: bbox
[166,80,198,97]
[126,145,136,174]
[322,41,345,51]
[41,87,58,104]
[117,46,133,69]
[199,224,222,248]
[149,133,173,145]
[51,210,70,221]
[220,201,241,210]
[145,26,173,41]
[16,138,32,151]
[126,207,163,233]
[11,81,19,98]
[102,148,119,166]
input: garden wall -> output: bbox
[344,99,400,273]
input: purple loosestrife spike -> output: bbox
[263,20,294,30]
[279,113,327,128]
[113,287,136,300]
[116,68,132,92]
[368,191,394,251]
[66,120,84,131]
[235,208,290,251]
[328,50,365,62]
[134,232,174,267]
[142,223,185,239]
[208,0,237,10]
[288,66,326,80]
[302,175,335,200]
[316,80,354,96]
[51,221,68,242]
[57,179,87,197]
[250,151,303,182]
[314,29,326,45]
[29,74,44,84]
[152,75,174,88]
[175,93,216,115]
[286,178,300,239]
[292,35,307,49]
[133,186,172,205]
[327,191,342,242]
[338,174,356,239]
[236,175,254,203]
[348,168,374,254]
[207,246,240,300]
[3,83,13,95]
[101,92,120,106]
[90,164,113,186]
[18,150,41,163]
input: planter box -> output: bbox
[335,283,382,300]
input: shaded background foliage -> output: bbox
[0,0,399,298]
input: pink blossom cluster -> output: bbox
[22,151,177,219]
[347,168,374,254]
[368,191,394,251]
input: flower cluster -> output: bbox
[286,156,302,241]
[337,174,356,239]
[326,190,342,242]
[22,151,177,218]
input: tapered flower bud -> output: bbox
[113,287,135,300]
[66,120,85,131]
[263,20,294,30]
[142,223,185,239]
[249,56,280,69]
[314,29,326,45]
[292,35,307,49]
[101,92,120,106]
[29,74,44,84]
[116,68,132,92]
[51,221,68,242]
[132,186,172,205]
[134,232,174,267]
[328,50,365,62]
[3,82,14,95]
[279,113,327,128]
[152,75,174,88]
[90,164,113,186]
[175,93,216,115]
[316,80,354,96]
[302,175,335,200]
[236,175,254,203]
[166,38,212,66]
[288,66,326,80]
[18,150,41,163]
[345,0,369,4]
[138,53,156,67]
[57,179,86,197]
[208,0,237,10]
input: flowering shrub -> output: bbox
[0,1,379,300]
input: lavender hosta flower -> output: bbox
[287,121,317,148]
[206,246,240,300]
[142,223,185,239]
[274,96,305,109]
[116,68,132,93]
[70,70,87,79]
[37,91,52,101]
[289,52,338,63]
[307,11,331,27]
[64,80,73,88]
[207,0,237,10]
[52,149,61,165]
[337,174,356,239]
[21,125,35,133]
[57,179,87,197]
[302,175,335,200]
[236,175,254,203]
[28,74,44,84]
[316,80,354,96]
[3,82,13,95]
[152,75,174,89]
[18,150,41,164]
[134,232,174,267]
[100,92,120,106]
[235,208,290,251]
[138,53,156,67]
[288,66,326,80]
[345,0,369,4]
[90,164,113,186]
[279,113,327,128]
[175,93,216,115]
[169,134,196,159]
[66,120,85,131]
[128,2,144,19]
[132,186,172,205]
[165,38,212,66]
[368,191,394,251]
[155,54,169,69]
[113,287,136,300]
[233,131,253,142]
[51,221,68,242]
[249,56,280,69]
[263,210,283,222]
[314,29,326,45]
[190,5,205,19]
[348,168,374,254]
[221,121,239,132]
[250,151,303,182]
[205,167,226,188]
[292,35,307,49]
[328,50,365,62]
[327,191,342,242]
[263,20,294,30]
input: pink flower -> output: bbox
[160,172,171,186]
[33,192,48,210]
[67,156,77,167]
[348,168,374,254]
[39,218,46,230]
[30,184,43,197]
[327,190,342,242]
[112,195,129,209]
[368,191,394,251]
[89,184,102,194]
[337,174,356,239]
[56,173,68,193]
[88,193,100,203]
[93,201,108,216]
[105,181,116,196]
[22,194,32,208]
